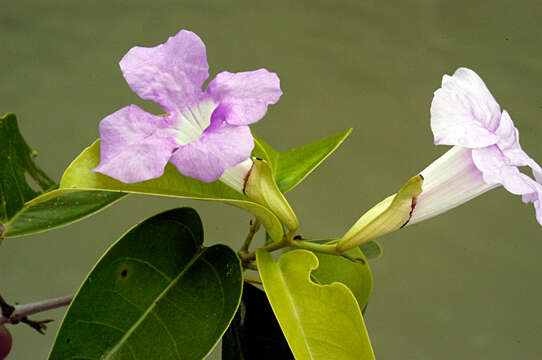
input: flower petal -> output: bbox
[471,145,533,195]
[410,146,495,225]
[522,176,542,225]
[206,69,282,125]
[94,105,177,183]
[168,119,254,182]
[493,109,542,186]
[494,110,533,166]
[430,67,501,148]
[119,30,209,112]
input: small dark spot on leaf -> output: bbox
[121,269,128,278]
[66,338,70,343]
[255,157,263,161]
[293,235,303,240]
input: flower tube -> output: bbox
[339,67,541,251]
[409,68,542,226]
[93,30,282,193]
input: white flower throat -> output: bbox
[174,99,218,146]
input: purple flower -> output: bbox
[408,68,542,226]
[93,30,282,188]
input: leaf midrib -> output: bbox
[277,265,314,360]
[102,247,207,359]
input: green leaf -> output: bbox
[360,240,383,260]
[49,207,243,360]
[0,113,55,223]
[256,249,375,360]
[254,130,352,193]
[3,189,126,237]
[0,113,126,239]
[253,134,280,173]
[311,247,373,310]
[59,140,284,242]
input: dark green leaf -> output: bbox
[49,208,243,360]
[0,113,55,223]
[222,283,293,360]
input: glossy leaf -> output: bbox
[0,113,55,223]
[0,113,127,239]
[222,283,293,360]
[3,190,126,237]
[59,140,284,242]
[49,208,243,360]
[254,129,352,193]
[311,247,373,310]
[256,249,375,360]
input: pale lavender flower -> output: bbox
[408,68,542,226]
[93,30,282,190]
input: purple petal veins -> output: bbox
[93,30,282,187]
[409,67,542,226]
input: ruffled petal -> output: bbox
[471,146,533,195]
[168,119,254,182]
[94,105,177,183]
[494,110,542,183]
[430,67,501,148]
[495,110,531,165]
[206,69,282,125]
[119,30,209,112]
[522,176,542,225]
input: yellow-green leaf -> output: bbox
[59,140,284,242]
[256,249,375,360]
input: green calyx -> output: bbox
[244,158,299,231]
[336,175,423,252]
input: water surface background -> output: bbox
[1,1,542,358]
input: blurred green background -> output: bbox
[1,0,542,358]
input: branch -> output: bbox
[239,218,261,253]
[0,295,73,334]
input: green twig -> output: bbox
[243,262,258,271]
[239,219,261,254]
[240,239,290,262]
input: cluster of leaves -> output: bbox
[1,113,378,359]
